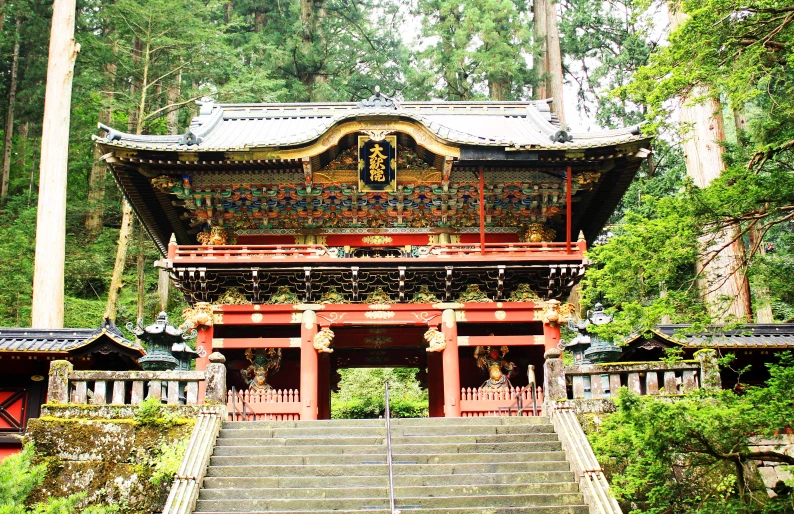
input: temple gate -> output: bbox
[95,93,652,419]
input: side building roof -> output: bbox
[623,324,794,350]
[0,319,145,364]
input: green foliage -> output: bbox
[332,368,429,419]
[149,438,189,486]
[133,397,170,426]
[582,194,708,339]
[0,444,116,514]
[410,0,534,100]
[590,354,794,513]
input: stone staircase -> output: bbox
[194,416,590,513]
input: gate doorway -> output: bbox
[322,326,436,419]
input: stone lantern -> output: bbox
[127,312,196,371]
[562,303,622,364]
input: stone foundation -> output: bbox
[26,414,194,513]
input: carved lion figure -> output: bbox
[424,327,446,352]
[541,300,576,325]
[313,327,335,354]
[196,226,228,246]
[181,302,213,330]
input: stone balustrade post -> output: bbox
[696,349,721,390]
[543,348,567,402]
[204,352,227,404]
[47,360,73,403]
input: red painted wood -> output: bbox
[195,326,212,402]
[317,354,331,420]
[566,165,572,253]
[428,352,445,418]
[441,311,461,417]
[457,335,540,347]
[217,337,297,349]
[300,313,319,420]
[542,323,561,352]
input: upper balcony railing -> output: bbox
[167,241,587,266]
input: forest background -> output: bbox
[0,0,791,333]
[0,1,793,512]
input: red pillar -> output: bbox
[317,353,331,420]
[196,324,213,402]
[566,165,572,253]
[427,351,445,418]
[441,309,461,417]
[542,321,561,353]
[300,310,319,420]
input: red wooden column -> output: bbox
[196,324,213,401]
[566,165,572,253]
[300,310,319,420]
[441,309,461,417]
[427,351,445,418]
[542,321,561,353]
[317,353,331,420]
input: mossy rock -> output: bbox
[27,418,192,514]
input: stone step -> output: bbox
[199,481,581,500]
[221,417,550,430]
[194,492,585,512]
[205,461,572,478]
[196,507,590,514]
[217,424,553,439]
[210,449,565,466]
[213,441,563,456]
[214,432,558,447]
[202,471,579,490]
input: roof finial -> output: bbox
[357,86,398,110]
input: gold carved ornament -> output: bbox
[424,327,446,352]
[180,302,213,331]
[313,327,335,353]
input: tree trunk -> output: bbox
[488,77,508,101]
[1,17,21,200]
[299,0,326,99]
[670,6,752,321]
[545,0,565,126]
[85,49,115,236]
[157,74,182,309]
[31,0,79,329]
[105,200,134,321]
[136,225,145,321]
[166,70,181,135]
[533,0,548,100]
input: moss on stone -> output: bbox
[26,416,194,514]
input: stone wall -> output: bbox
[751,434,794,498]
[26,406,194,513]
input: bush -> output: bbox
[0,444,117,514]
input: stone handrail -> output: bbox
[162,405,225,514]
[46,353,228,407]
[565,361,702,399]
[548,402,623,514]
[70,370,205,405]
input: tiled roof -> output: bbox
[0,320,144,354]
[93,99,648,153]
[625,324,794,349]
